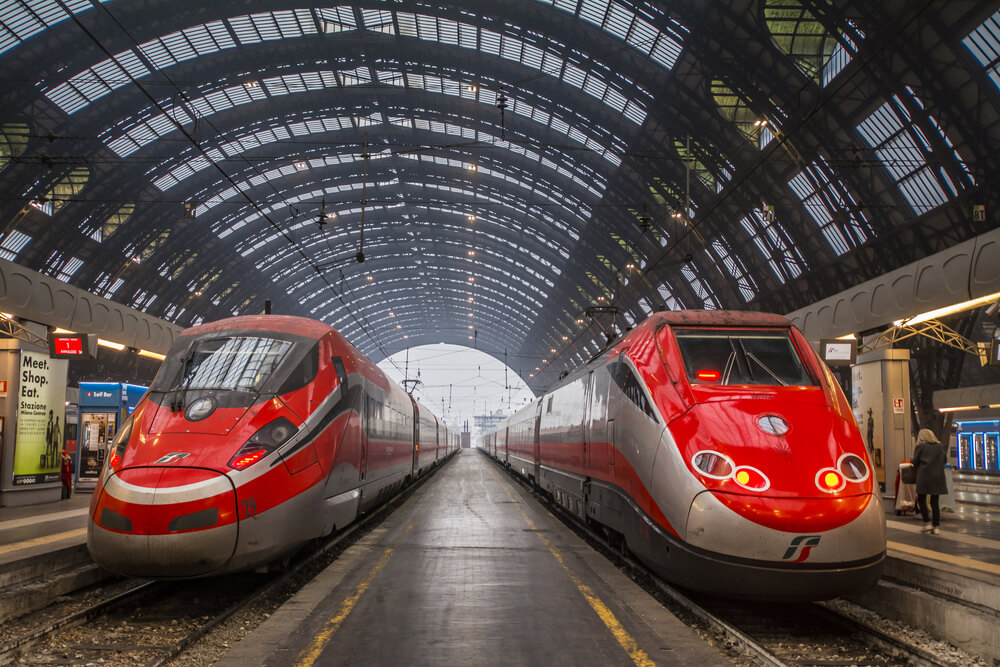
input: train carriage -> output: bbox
[88,315,457,578]
[481,310,885,601]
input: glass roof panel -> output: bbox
[43,8,649,125]
[0,0,107,55]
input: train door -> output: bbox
[411,398,420,476]
[435,419,440,463]
[582,371,595,468]
[360,393,368,482]
[533,402,542,468]
[588,368,611,473]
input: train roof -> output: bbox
[646,310,792,329]
[181,315,333,340]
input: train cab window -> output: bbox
[674,329,815,387]
[173,336,292,393]
[610,361,657,421]
[277,343,319,395]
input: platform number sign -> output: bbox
[973,205,986,222]
[892,398,904,414]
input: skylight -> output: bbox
[787,158,871,255]
[964,9,1000,92]
[44,8,650,127]
[0,0,109,55]
[856,93,958,216]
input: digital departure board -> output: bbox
[49,333,96,358]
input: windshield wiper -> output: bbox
[741,344,788,386]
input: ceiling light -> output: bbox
[245,80,259,88]
[467,85,477,92]
[467,215,476,221]
[366,275,373,281]
[468,276,475,282]
[468,297,474,302]
[468,164,477,171]
[468,250,475,256]
[396,324,402,329]
[542,359,548,363]
[550,349,556,354]
[389,311,394,316]
[894,291,1000,327]
[53,327,76,334]
[138,349,166,361]
[938,406,978,413]
[97,338,126,351]
[295,161,306,169]
[562,336,568,341]
[468,313,474,317]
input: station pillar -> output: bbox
[851,347,912,495]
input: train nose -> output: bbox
[87,467,238,578]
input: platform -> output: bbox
[0,490,90,568]
[218,451,733,667]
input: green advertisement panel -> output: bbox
[12,351,68,486]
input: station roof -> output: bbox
[1,1,997,393]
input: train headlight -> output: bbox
[692,450,734,479]
[733,465,770,492]
[229,417,297,470]
[815,467,846,493]
[185,397,217,422]
[838,453,870,482]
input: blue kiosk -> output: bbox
[76,382,146,487]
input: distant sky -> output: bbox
[377,343,536,433]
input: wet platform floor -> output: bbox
[218,451,732,667]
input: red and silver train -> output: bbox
[481,311,885,600]
[88,315,458,578]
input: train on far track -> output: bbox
[88,315,459,578]
[481,310,885,601]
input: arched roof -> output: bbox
[1,0,997,392]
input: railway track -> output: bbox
[490,454,977,667]
[0,457,454,666]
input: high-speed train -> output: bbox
[88,315,458,578]
[481,310,885,600]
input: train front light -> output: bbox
[228,417,297,470]
[107,414,134,470]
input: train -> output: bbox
[480,310,885,601]
[87,315,459,578]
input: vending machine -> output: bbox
[76,382,146,488]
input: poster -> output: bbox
[851,362,884,485]
[12,350,68,485]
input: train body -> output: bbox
[87,315,458,578]
[481,310,885,600]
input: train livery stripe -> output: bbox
[490,466,655,667]
[293,546,395,666]
[887,541,1000,576]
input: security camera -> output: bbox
[987,298,1000,319]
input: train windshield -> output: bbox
[167,336,293,393]
[673,328,815,387]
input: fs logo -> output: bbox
[155,452,191,464]
[782,535,821,562]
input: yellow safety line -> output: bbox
[888,540,1000,576]
[490,466,656,667]
[294,546,395,666]
[0,528,86,556]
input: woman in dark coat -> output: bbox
[911,428,947,534]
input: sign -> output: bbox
[820,338,857,366]
[48,333,96,358]
[0,380,6,397]
[973,204,986,222]
[893,398,904,414]
[12,351,68,485]
[990,339,1000,367]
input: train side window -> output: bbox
[277,343,319,395]
[546,396,553,414]
[610,361,656,421]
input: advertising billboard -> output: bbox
[12,350,68,486]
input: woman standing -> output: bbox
[911,428,947,534]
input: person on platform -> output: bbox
[61,450,74,500]
[911,428,947,534]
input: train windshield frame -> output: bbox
[673,327,816,387]
[155,335,293,393]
